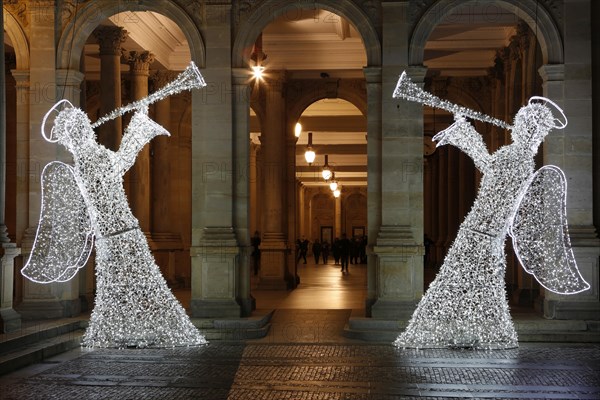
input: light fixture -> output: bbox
[251,65,265,79]
[250,34,267,80]
[322,155,332,180]
[329,172,338,191]
[304,132,316,165]
[333,188,341,198]
[294,122,302,138]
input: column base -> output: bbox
[16,298,81,319]
[370,299,417,320]
[258,237,289,290]
[544,299,600,320]
[0,308,22,333]
[238,295,255,317]
[191,300,241,318]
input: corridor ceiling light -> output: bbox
[322,155,332,180]
[251,65,265,80]
[304,132,316,165]
[333,188,341,198]
[294,122,302,138]
[329,172,338,191]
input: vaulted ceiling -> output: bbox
[78,6,522,190]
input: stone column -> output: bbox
[190,2,240,318]
[257,71,289,290]
[18,1,81,319]
[1,245,21,332]
[94,26,127,151]
[232,68,253,313]
[0,5,22,332]
[335,194,342,239]
[374,64,427,308]
[540,51,600,318]
[127,51,154,233]
[364,66,382,313]
[150,70,175,234]
[11,70,29,244]
[436,148,448,264]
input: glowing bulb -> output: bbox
[252,65,265,79]
[304,149,315,164]
[322,167,332,180]
[333,188,341,198]
[294,122,302,138]
[329,180,338,191]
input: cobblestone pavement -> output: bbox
[1,342,599,399]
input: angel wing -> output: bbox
[21,161,94,283]
[508,165,590,294]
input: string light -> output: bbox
[393,72,589,350]
[22,62,208,349]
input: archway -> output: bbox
[67,8,197,308]
[414,1,555,309]
[243,6,371,312]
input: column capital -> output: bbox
[403,65,428,83]
[10,69,30,85]
[151,69,178,91]
[538,64,565,82]
[232,68,253,85]
[56,69,85,87]
[363,66,382,83]
[126,51,155,75]
[94,26,128,56]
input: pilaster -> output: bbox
[370,62,426,319]
[232,67,254,314]
[190,227,240,318]
[539,58,600,319]
[190,3,242,317]
[257,71,290,290]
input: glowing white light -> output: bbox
[22,62,208,349]
[294,122,302,138]
[333,188,341,198]
[322,167,332,181]
[329,180,338,192]
[392,71,589,350]
[304,149,316,164]
[252,65,265,79]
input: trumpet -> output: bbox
[393,71,512,130]
[91,61,206,128]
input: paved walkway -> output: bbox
[1,342,599,399]
[2,261,599,399]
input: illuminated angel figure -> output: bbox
[392,72,590,349]
[21,62,207,348]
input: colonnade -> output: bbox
[1,0,598,332]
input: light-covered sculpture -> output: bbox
[22,62,207,349]
[392,72,590,349]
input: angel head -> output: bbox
[511,96,567,151]
[42,100,95,152]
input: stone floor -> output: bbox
[1,261,599,399]
[1,341,599,399]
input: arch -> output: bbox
[287,80,367,126]
[409,0,563,66]
[232,0,381,68]
[57,0,205,70]
[3,8,29,69]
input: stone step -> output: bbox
[193,309,274,340]
[343,317,600,343]
[0,330,85,375]
[0,320,86,356]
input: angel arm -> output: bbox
[115,109,170,174]
[433,116,492,174]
